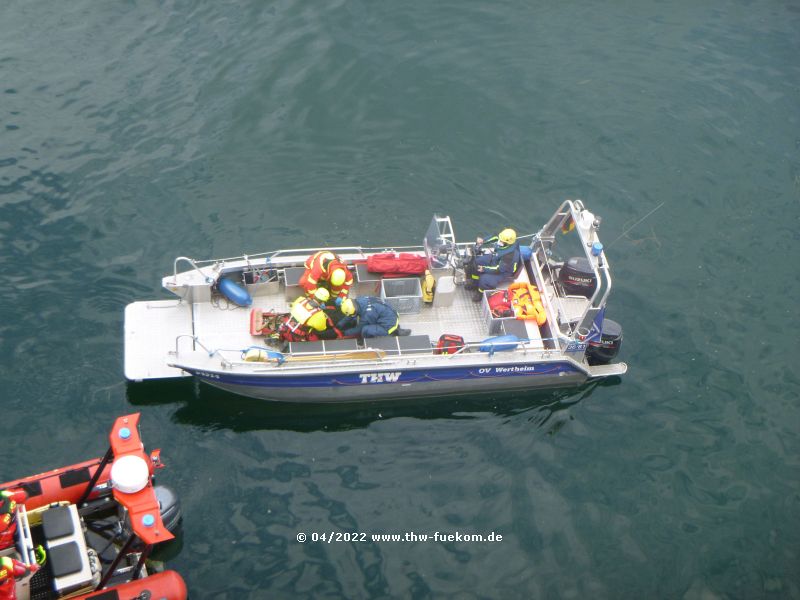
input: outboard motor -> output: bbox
[558,257,597,297]
[586,318,623,365]
[155,485,183,535]
[121,485,182,541]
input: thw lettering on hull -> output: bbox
[359,372,402,384]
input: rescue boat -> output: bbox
[124,200,627,402]
[0,413,187,600]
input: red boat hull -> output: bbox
[79,570,187,600]
[1,457,111,511]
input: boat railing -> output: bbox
[212,336,562,371]
[15,504,37,565]
[533,238,577,331]
[531,199,613,340]
[172,326,564,372]
[171,256,216,285]
[169,241,482,290]
[457,338,560,357]
[177,244,430,271]
[170,335,233,368]
[225,350,391,371]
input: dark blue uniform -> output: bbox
[471,238,521,292]
[339,296,400,337]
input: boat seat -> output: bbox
[288,338,360,355]
[42,505,75,541]
[364,335,432,356]
[399,335,433,354]
[42,504,93,595]
[49,541,83,578]
[287,340,324,355]
[322,338,360,352]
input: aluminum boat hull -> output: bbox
[174,359,598,403]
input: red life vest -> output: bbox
[486,290,514,318]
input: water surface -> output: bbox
[1,1,799,598]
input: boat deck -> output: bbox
[206,278,547,351]
[125,271,550,381]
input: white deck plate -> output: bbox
[400,286,486,343]
[124,300,193,380]
[587,361,628,377]
[193,299,268,354]
[402,286,545,348]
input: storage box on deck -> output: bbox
[481,291,546,347]
[355,263,382,296]
[499,319,528,338]
[482,291,513,335]
[244,269,280,298]
[381,278,423,314]
[283,267,306,301]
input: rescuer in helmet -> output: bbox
[339,297,411,338]
[0,490,26,549]
[299,250,353,305]
[0,555,41,600]
[288,289,341,341]
[465,228,521,302]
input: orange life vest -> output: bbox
[299,251,353,299]
[508,282,547,325]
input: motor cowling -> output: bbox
[154,485,183,535]
[558,257,597,297]
[121,484,183,541]
[586,318,623,365]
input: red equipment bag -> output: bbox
[366,252,428,275]
[486,290,514,318]
[434,334,465,355]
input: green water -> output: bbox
[1,1,799,598]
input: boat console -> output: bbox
[41,504,97,595]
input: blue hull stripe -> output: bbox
[187,362,579,389]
